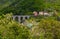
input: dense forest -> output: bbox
[0,0,60,39]
[0,0,60,15]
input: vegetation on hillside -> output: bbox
[0,0,60,39]
[0,0,60,15]
[0,14,60,39]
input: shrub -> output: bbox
[0,14,30,39]
[0,13,60,39]
[31,18,60,39]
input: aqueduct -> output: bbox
[12,15,31,23]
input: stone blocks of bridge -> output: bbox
[12,15,30,23]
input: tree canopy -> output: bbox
[0,0,60,15]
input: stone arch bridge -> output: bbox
[12,15,31,23]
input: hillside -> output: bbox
[0,0,60,39]
[0,0,60,15]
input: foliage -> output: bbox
[0,14,30,39]
[0,0,34,15]
[0,13,60,39]
[0,0,60,39]
[0,0,60,15]
[30,17,60,39]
